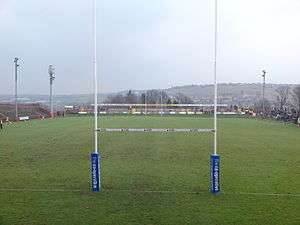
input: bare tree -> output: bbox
[175,93,194,104]
[140,93,146,104]
[144,90,167,104]
[293,85,300,116]
[254,99,271,114]
[160,91,170,104]
[104,94,125,104]
[125,90,138,104]
[105,90,171,104]
[275,86,290,109]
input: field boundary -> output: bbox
[0,188,299,198]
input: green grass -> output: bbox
[0,116,299,225]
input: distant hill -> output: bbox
[0,83,298,107]
[166,83,298,106]
[117,83,298,106]
[0,94,109,109]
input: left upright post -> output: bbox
[210,0,220,195]
[14,57,19,121]
[91,0,100,192]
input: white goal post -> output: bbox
[91,0,221,194]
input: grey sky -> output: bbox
[1,0,300,95]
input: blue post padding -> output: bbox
[210,154,220,194]
[91,153,100,192]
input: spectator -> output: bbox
[0,120,3,130]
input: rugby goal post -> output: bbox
[91,0,220,194]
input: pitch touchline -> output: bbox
[0,188,299,197]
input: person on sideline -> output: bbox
[0,120,3,130]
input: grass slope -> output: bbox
[0,116,299,225]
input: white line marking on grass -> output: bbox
[105,189,207,195]
[0,188,83,193]
[227,192,300,197]
[97,128,214,133]
[0,188,299,197]
[107,189,300,197]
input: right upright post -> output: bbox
[211,0,220,194]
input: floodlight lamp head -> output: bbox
[48,65,55,76]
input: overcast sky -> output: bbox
[1,0,300,95]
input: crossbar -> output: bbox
[96,128,214,133]
[97,103,228,107]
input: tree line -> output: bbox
[104,90,194,104]
[254,85,300,116]
[104,85,300,116]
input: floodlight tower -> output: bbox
[145,92,147,115]
[262,70,266,116]
[210,0,220,195]
[48,65,55,118]
[14,57,20,121]
[160,89,163,116]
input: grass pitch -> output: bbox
[0,116,299,225]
